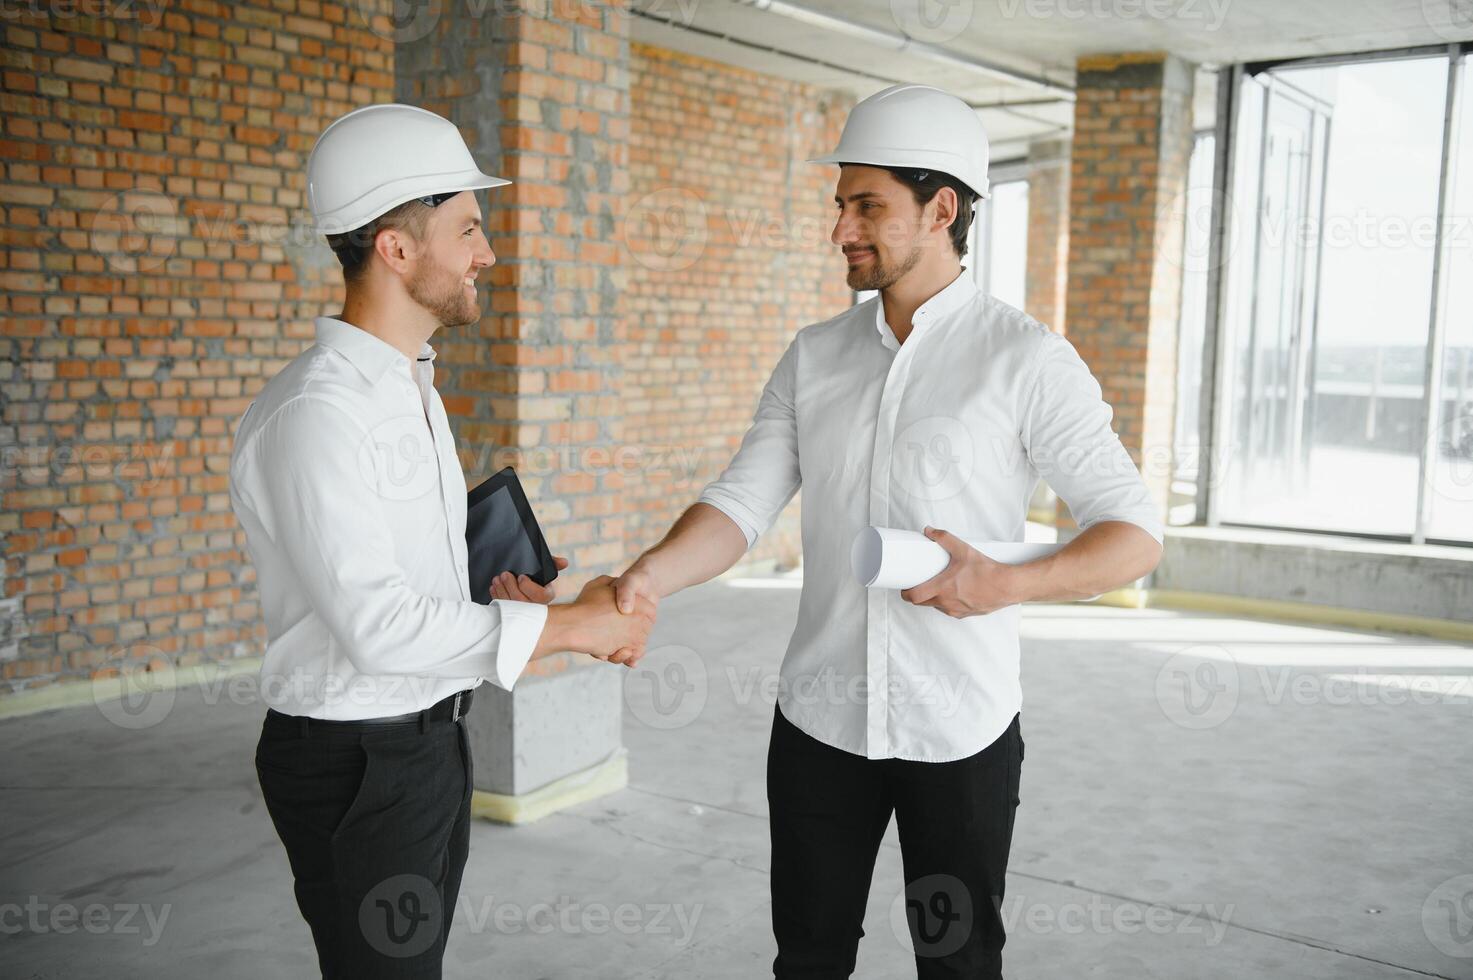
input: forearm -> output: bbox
[630,502,750,598]
[1008,521,1163,603]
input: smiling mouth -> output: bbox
[845,248,876,266]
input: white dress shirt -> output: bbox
[698,273,1163,761]
[229,316,547,720]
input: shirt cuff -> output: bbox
[490,599,548,691]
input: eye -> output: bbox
[463,228,475,236]
[861,202,878,212]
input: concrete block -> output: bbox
[465,661,625,799]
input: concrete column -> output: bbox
[396,0,632,822]
[1060,52,1194,534]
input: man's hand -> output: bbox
[537,574,657,668]
[612,561,661,616]
[900,527,1021,618]
[490,555,570,604]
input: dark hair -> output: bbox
[325,197,439,284]
[883,166,978,258]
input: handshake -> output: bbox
[492,555,661,668]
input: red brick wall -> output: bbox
[396,0,632,590]
[0,7,854,693]
[0,0,395,689]
[1063,52,1191,521]
[622,43,852,566]
[1025,139,1069,335]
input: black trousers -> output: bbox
[768,706,1023,980]
[255,707,473,979]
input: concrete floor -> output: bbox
[3,573,1472,979]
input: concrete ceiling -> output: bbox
[631,0,1469,161]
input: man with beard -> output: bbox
[229,104,655,978]
[611,84,1164,978]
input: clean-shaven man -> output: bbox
[612,84,1164,978]
[229,104,655,979]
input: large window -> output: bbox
[1208,49,1470,544]
[973,179,1030,309]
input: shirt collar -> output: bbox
[873,271,981,351]
[314,317,433,384]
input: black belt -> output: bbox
[268,688,474,736]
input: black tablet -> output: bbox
[466,466,558,604]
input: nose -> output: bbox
[831,207,858,247]
[475,232,495,269]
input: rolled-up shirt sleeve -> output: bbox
[697,338,802,549]
[245,395,544,689]
[1019,330,1164,545]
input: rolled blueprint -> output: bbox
[851,525,1065,591]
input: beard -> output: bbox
[408,261,481,328]
[845,240,924,292]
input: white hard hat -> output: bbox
[306,104,510,235]
[811,83,991,201]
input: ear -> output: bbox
[372,225,420,277]
[930,185,959,238]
